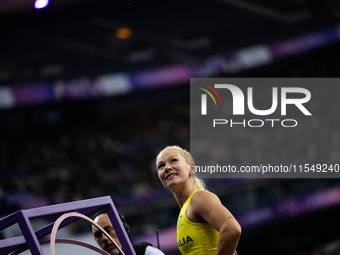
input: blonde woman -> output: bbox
[156,145,241,255]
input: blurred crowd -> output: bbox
[0,101,190,216]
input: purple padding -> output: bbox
[130,64,193,89]
[12,83,54,105]
[268,26,339,60]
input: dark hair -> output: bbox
[92,210,132,241]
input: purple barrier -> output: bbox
[0,196,136,255]
[1,25,340,109]
[268,26,339,60]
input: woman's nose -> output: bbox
[164,163,172,172]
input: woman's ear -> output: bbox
[189,162,196,177]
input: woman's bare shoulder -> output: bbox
[190,190,221,208]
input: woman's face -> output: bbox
[156,149,192,189]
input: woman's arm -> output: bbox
[189,191,241,255]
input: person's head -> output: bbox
[92,212,129,255]
[156,145,206,191]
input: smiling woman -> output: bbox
[156,146,206,191]
[156,145,241,255]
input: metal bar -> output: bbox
[25,196,112,218]
[17,211,44,255]
[106,200,136,255]
[0,212,20,231]
[0,207,102,255]
[35,206,101,239]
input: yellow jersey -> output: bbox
[177,190,219,255]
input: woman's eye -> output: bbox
[172,158,177,162]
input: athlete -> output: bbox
[92,212,165,255]
[156,145,241,255]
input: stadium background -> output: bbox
[1,0,340,254]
